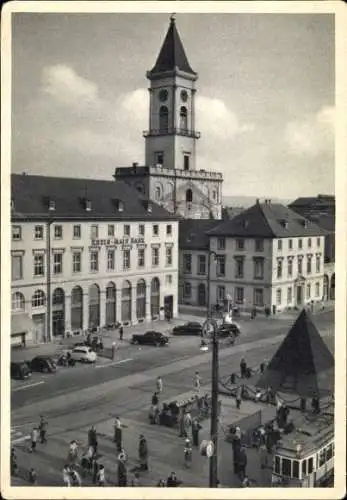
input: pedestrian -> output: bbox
[191,418,202,447]
[96,464,106,486]
[166,471,182,487]
[30,427,38,453]
[88,425,98,455]
[236,384,243,410]
[156,376,163,393]
[237,447,248,482]
[29,467,38,485]
[38,415,47,444]
[119,325,124,341]
[184,438,192,468]
[112,341,117,360]
[157,478,166,487]
[194,371,201,393]
[81,446,94,476]
[131,472,140,486]
[138,434,149,470]
[152,391,159,406]
[114,417,122,451]
[92,457,99,485]
[62,465,71,487]
[232,429,242,474]
[240,358,247,378]
[117,460,127,486]
[184,411,192,438]
[259,443,268,469]
[70,468,82,486]
[68,440,79,466]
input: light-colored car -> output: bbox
[70,346,97,363]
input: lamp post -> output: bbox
[203,249,219,488]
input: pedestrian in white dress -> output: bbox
[62,465,71,487]
[156,376,163,393]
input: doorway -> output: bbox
[164,295,173,319]
[32,314,46,343]
[296,286,303,305]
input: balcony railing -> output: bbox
[143,127,201,139]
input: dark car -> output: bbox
[29,355,57,373]
[217,323,241,338]
[11,361,32,380]
[172,322,202,336]
[131,331,169,347]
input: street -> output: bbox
[10,310,334,487]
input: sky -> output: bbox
[11,11,335,200]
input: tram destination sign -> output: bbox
[91,237,145,248]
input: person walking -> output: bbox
[119,325,124,341]
[156,376,163,394]
[114,417,122,451]
[88,425,98,455]
[38,415,47,444]
[117,460,127,486]
[191,418,202,447]
[62,465,71,487]
[68,440,79,466]
[30,427,38,453]
[194,371,201,393]
[184,411,192,438]
[184,439,192,468]
[240,358,247,378]
[237,447,248,482]
[138,434,149,471]
[70,468,82,486]
[29,467,38,485]
[91,457,99,485]
[96,464,106,486]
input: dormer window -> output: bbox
[280,219,288,229]
[112,199,124,212]
[302,219,308,228]
[49,199,56,211]
[85,199,92,212]
[142,200,152,213]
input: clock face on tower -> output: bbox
[181,90,188,102]
[159,89,168,102]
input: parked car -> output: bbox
[70,346,97,363]
[11,361,32,380]
[29,355,57,373]
[217,323,241,338]
[131,331,169,347]
[172,322,202,336]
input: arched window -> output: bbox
[155,186,162,202]
[122,280,132,323]
[159,106,169,132]
[88,284,100,328]
[136,279,146,319]
[186,188,193,203]
[32,290,46,308]
[12,292,25,311]
[151,277,160,318]
[180,106,188,130]
[106,282,117,325]
[71,286,83,331]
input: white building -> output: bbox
[11,174,179,346]
[179,200,327,314]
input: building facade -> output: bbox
[114,16,223,220]
[179,201,327,314]
[11,174,179,346]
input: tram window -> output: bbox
[326,444,333,461]
[302,459,307,475]
[282,458,292,477]
[308,457,313,473]
[319,449,326,467]
[274,456,280,474]
[292,460,299,479]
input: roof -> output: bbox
[290,195,335,208]
[179,219,221,250]
[222,206,245,220]
[207,201,327,238]
[148,16,196,77]
[11,174,176,221]
[256,309,334,398]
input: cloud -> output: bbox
[285,105,334,156]
[196,95,255,138]
[41,64,101,106]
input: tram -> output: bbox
[271,411,334,487]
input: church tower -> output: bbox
[114,15,223,220]
[144,14,199,171]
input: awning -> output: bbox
[11,313,35,336]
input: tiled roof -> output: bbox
[207,202,327,238]
[179,219,221,250]
[148,17,196,77]
[11,174,176,221]
[256,309,334,398]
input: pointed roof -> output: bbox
[148,15,196,77]
[256,309,334,398]
[207,201,327,238]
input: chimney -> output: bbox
[132,162,138,168]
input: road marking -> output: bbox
[95,358,133,369]
[12,381,45,392]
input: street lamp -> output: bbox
[202,248,220,488]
